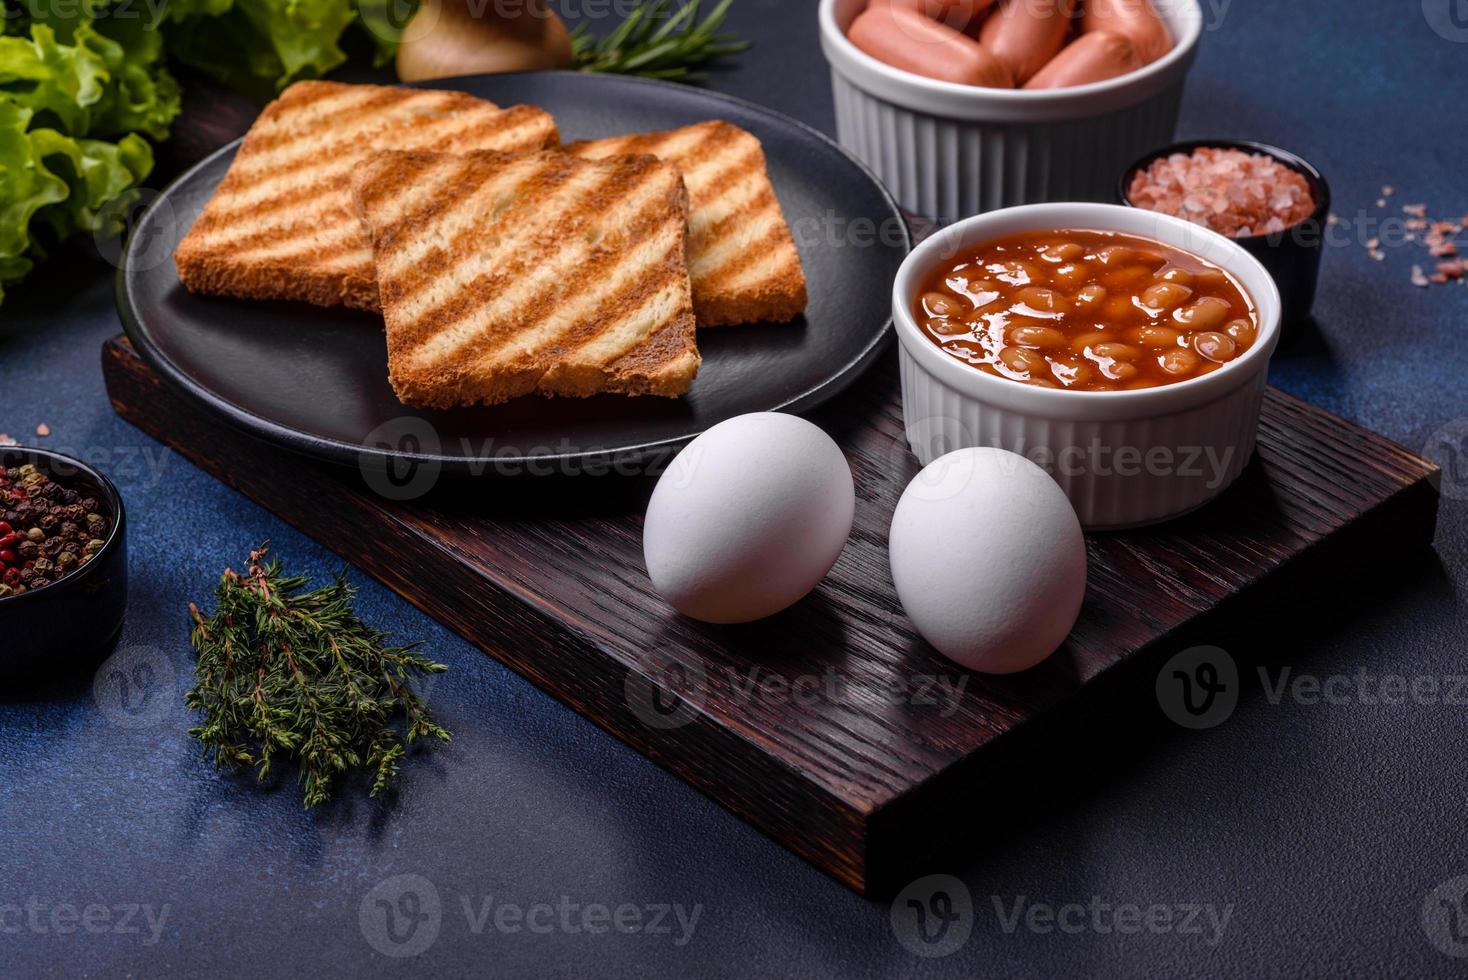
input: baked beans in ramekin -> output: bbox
[892,202,1282,529]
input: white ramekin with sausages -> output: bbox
[819,0,1204,222]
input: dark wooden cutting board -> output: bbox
[103,334,1439,894]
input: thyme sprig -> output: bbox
[185,546,450,808]
[571,0,751,80]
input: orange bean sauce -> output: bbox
[915,229,1259,391]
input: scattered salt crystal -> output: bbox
[1376,199,1387,208]
[1383,185,1395,196]
[0,434,14,447]
[1328,213,1340,225]
[1370,250,1385,261]
[1404,204,1428,218]
[1366,237,1380,249]
[1411,265,1430,287]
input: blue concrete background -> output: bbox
[3,1,1468,976]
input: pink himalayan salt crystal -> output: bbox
[1127,147,1317,238]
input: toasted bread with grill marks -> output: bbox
[174,81,559,312]
[564,120,807,326]
[351,149,700,408]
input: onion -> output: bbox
[396,0,575,82]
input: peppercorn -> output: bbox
[0,463,107,596]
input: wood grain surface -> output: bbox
[103,335,1439,894]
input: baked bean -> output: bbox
[1090,342,1140,362]
[1157,348,1200,376]
[915,229,1257,392]
[923,290,966,318]
[948,276,1002,307]
[987,259,1041,285]
[926,316,970,336]
[1103,295,1137,323]
[1191,269,1230,292]
[1048,358,1094,387]
[1009,324,1068,349]
[1102,265,1152,289]
[1042,242,1085,262]
[1173,296,1232,329]
[1127,325,1183,347]
[1099,245,1163,269]
[1224,318,1255,345]
[1193,331,1238,362]
[1075,284,1108,310]
[1140,281,1193,311]
[1049,262,1093,290]
[945,339,988,361]
[999,345,1049,375]
[1070,330,1113,355]
[1011,286,1069,316]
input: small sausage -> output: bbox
[1080,0,1174,65]
[848,5,1014,87]
[978,0,1077,85]
[870,0,998,35]
[1024,30,1142,89]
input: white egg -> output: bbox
[889,448,1086,674]
[644,413,855,624]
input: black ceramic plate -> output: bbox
[117,72,909,476]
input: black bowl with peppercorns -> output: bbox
[0,448,127,683]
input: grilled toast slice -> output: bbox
[174,81,559,312]
[564,120,807,326]
[351,149,700,408]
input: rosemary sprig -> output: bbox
[185,546,450,808]
[570,0,751,80]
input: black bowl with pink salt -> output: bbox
[1120,140,1331,323]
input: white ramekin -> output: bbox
[819,0,1203,222]
[893,202,1283,530]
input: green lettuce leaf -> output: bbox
[0,12,169,306]
[166,0,356,102]
[0,101,66,301]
